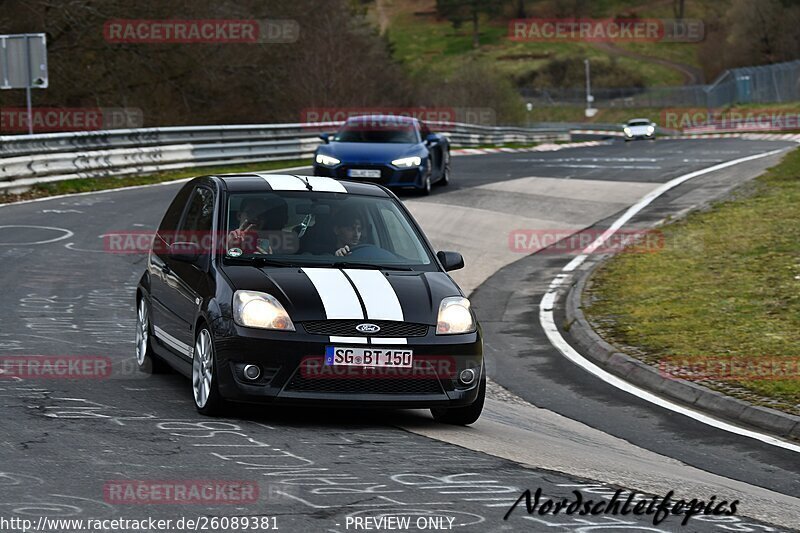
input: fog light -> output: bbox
[459,368,476,385]
[243,364,261,380]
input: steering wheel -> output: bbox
[346,243,400,261]
[346,244,372,253]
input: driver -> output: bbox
[332,208,363,257]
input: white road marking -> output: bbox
[0,225,74,246]
[539,147,800,453]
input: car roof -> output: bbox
[627,118,652,123]
[212,173,392,197]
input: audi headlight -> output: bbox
[436,296,476,335]
[315,154,340,166]
[391,156,422,168]
[233,290,295,331]
[623,127,632,137]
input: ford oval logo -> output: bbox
[356,323,381,334]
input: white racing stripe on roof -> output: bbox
[258,174,307,191]
[343,269,404,321]
[301,268,364,319]
[304,176,348,193]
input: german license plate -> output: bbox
[325,346,413,368]
[347,169,381,178]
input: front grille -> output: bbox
[285,374,444,395]
[301,320,429,338]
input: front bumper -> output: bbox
[624,132,655,140]
[211,318,484,408]
[313,162,426,189]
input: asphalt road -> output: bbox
[0,138,797,533]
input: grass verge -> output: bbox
[0,159,313,205]
[585,147,800,415]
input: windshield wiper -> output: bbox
[329,261,413,271]
[224,256,299,268]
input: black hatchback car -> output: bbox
[136,174,484,424]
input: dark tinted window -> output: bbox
[157,183,194,245]
[334,120,419,143]
[419,122,432,139]
[180,187,215,234]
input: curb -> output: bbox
[565,254,800,442]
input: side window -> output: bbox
[179,187,214,235]
[157,183,194,247]
[419,122,431,139]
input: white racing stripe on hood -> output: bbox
[343,269,404,321]
[258,174,308,191]
[301,267,364,319]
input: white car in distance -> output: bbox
[623,118,656,141]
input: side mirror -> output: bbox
[437,250,464,272]
[425,133,439,144]
[170,241,202,263]
[319,133,330,144]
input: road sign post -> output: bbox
[0,33,49,135]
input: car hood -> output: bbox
[222,265,462,325]
[320,142,423,164]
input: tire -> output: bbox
[192,326,227,416]
[419,160,433,196]
[135,296,169,374]
[438,152,450,186]
[431,374,485,426]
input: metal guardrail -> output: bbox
[521,60,800,109]
[0,121,569,192]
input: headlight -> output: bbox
[623,127,632,136]
[233,290,295,331]
[436,296,476,335]
[391,156,422,168]
[315,154,340,166]
[646,125,655,134]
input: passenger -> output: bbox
[227,198,288,254]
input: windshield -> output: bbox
[628,120,651,126]
[333,121,419,144]
[224,191,434,269]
